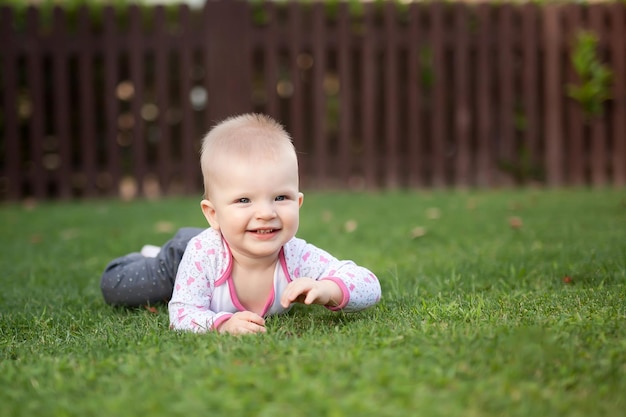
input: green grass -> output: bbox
[1,189,625,416]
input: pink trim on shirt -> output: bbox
[222,248,285,316]
[321,277,350,310]
[214,240,232,287]
[260,286,276,316]
[227,276,247,311]
[212,313,233,331]
[279,249,292,282]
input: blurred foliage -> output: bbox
[566,30,613,120]
[0,0,183,30]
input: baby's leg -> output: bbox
[100,227,203,306]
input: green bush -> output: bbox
[567,30,613,120]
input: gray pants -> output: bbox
[100,227,203,307]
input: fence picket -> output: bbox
[520,3,541,184]
[453,2,471,188]
[384,2,399,188]
[311,3,328,187]
[361,3,377,188]
[475,3,494,187]
[496,3,516,186]
[287,2,305,184]
[0,7,20,199]
[430,1,446,187]
[589,4,608,187]
[77,6,98,197]
[25,7,47,199]
[337,3,352,187]
[103,6,121,196]
[610,2,626,187]
[179,5,196,194]
[544,4,565,186]
[262,2,280,119]
[51,7,72,198]
[128,6,147,196]
[407,4,423,188]
[564,4,585,186]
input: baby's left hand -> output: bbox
[280,278,343,308]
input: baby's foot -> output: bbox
[141,244,161,258]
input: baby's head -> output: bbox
[199,114,304,258]
[200,113,299,200]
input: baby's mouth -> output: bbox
[251,228,279,234]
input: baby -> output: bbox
[101,113,381,335]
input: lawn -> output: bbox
[1,188,625,416]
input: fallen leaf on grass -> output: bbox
[410,226,426,239]
[508,216,523,229]
[562,276,573,284]
[144,305,158,314]
[344,220,358,233]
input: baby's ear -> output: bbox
[298,192,304,208]
[201,199,219,230]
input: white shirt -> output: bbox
[169,228,381,332]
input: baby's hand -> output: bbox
[217,311,266,335]
[280,278,343,308]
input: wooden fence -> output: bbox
[1,1,625,200]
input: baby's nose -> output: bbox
[255,201,277,218]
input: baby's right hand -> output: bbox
[217,311,266,335]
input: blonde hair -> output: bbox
[200,113,297,198]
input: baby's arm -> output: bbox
[280,278,343,308]
[286,241,382,312]
[168,236,227,332]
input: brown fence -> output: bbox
[1,1,625,200]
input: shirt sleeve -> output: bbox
[284,238,381,312]
[168,229,229,332]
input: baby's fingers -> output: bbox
[228,318,266,335]
[240,311,265,326]
[281,280,309,307]
[303,287,322,305]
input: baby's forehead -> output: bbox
[206,151,299,196]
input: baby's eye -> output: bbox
[237,197,250,204]
[275,195,287,201]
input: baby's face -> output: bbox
[201,150,303,263]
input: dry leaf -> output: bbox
[411,226,426,239]
[508,216,523,229]
[344,220,358,233]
